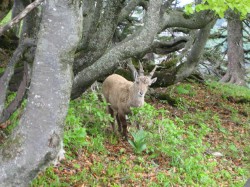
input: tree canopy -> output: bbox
[185,0,250,18]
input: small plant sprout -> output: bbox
[128,129,147,154]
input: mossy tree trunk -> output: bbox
[0,0,82,186]
[220,11,246,86]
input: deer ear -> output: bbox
[133,71,138,80]
[150,77,157,85]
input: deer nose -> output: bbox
[138,91,144,97]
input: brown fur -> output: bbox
[102,73,157,139]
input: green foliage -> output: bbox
[128,130,147,154]
[170,83,197,97]
[176,85,190,95]
[176,84,196,96]
[64,92,112,157]
[64,108,88,151]
[130,102,219,185]
[32,85,249,186]
[130,102,159,127]
[184,0,250,18]
[206,81,250,100]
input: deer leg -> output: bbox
[116,113,122,133]
[107,106,115,132]
[118,113,128,140]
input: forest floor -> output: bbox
[29,80,250,187]
[6,80,250,186]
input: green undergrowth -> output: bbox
[206,81,250,101]
[32,82,249,186]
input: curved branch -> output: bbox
[0,39,35,116]
[74,0,124,72]
[0,61,31,126]
[161,10,215,30]
[77,0,102,51]
[151,36,189,54]
[71,0,163,99]
[175,20,216,82]
[0,0,44,36]
[118,0,143,23]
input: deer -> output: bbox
[102,62,157,139]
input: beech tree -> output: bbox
[0,0,247,185]
[0,0,82,186]
[220,11,246,85]
[185,0,249,85]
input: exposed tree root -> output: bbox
[220,72,246,86]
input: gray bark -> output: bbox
[20,0,42,41]
[0,61,30,125]
[0,1,82,186]
[220,11,246,86]
[151,36,189,55]
[0,0,41,126]
[71,0,163,99]
[174,20,216,82]
[118,0,143,22]
[71,2,215,98]
[0,0,44,36]
[11,0,23,35]
[161,10,214,30]
[151,20,216,88]
[0,39,34,118]
[74,0,124,72]
[76,0,102,52]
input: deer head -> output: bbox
[129,62,157,103]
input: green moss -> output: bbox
[161,58,178,69]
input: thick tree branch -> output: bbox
[147,20,216,88]
[118,0,143,22]
[0,61,30,126]
[0,39,35,116]
[161,10,215,30]
[151,36,188,54]
[74,0,124,72]
[0,0,44,36]
[71,0,163,99]
[77,0,102,52]
[175,20,216,82]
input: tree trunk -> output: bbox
[174,20,216,83]
[0,1,82,186]
[71,0,163,99]
[220,11,246,86]
[0,0,41,126]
